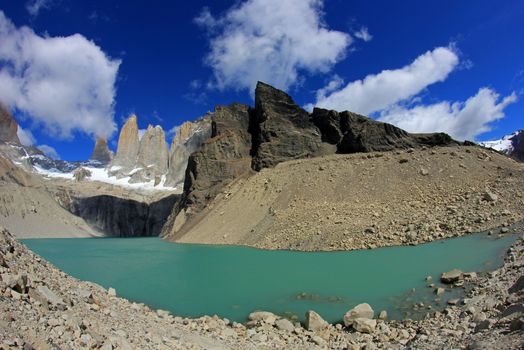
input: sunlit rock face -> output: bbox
[111,114,139,171]
[165,118,212,188]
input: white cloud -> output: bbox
[17,126,36,146]
[379,88,517,141]
[310,46,459,115]
[26,0,54,17]
[37,144,60,159]
[354,27,372,42]
[196,0,351,93]
[0,11,120,139]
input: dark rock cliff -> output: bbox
[510,130,524,162]
[161,82,461,238]
[60,193,179,237]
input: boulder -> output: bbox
[0,104,20,144]
[73,167,92,182]
[508,275,524,294]
[251,82,326,170]
[343,303,374,327]
[248,311,277,325]
[352,318,376,334]
[89,137,113,164]
[440,269,464,284]
[275,318,294,332]
[305,310,329,332]
[29,285,65,307]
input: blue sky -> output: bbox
[0,0,522,160]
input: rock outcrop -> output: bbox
[251,82,328,170]
[128,125,169,184]
[165,118,212,188]
[162,81,462,240]
[89,137,113,164]
[310,107,457,153]
[184,104,253,212]
[111,115,139,170]
[0,104,20,144]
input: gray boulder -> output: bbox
[305,310,329,332]
[343,303,374,327]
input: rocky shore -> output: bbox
[1,226,522,349]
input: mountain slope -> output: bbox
[167,146,524,251]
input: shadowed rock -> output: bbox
[89,137,113,164]
[251,82,327,170]
[311,107,457,153]
[0,104,20,144]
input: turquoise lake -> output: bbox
[22,233,517,323]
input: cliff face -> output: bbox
[89,137,113,164]
[511,130,524,162]
[0,104,20,144]
[111,115,139,170]
[62,193,179,237]
[162,81,462,239]
[165,118,212,188]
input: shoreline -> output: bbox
[2,225,523,349]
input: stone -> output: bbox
[311,335,326,346]
[89,137,113,164]
[305,310,329,332]
[508,275,524,293]
[0,103,20,144]
[29,286,64,307]
[73,167,92,182]
[378,310,388,320]
[483,191,498,202]
[275,318,294,332]
[343,303,374,327]
[108,287,116,297]
[441,269,464,283]
[352,318,376,334]
[248,311,277,325]
[435,287,446,296]
[447,298,460,305]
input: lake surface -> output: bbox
[23,233,517,323]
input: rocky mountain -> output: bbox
[480,130,524,162]
[0,103,20,144]
[89,137,113,164]
[110,115,140,172]
[165,118,212,188]
[162,81,461,239]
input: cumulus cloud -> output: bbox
[37,144,60,159]
[310,47,459,115]
[17,126,36,146]
[379,88,517,141]
[354,27,372,42]
[0,11,120,140]
[196,0,351,93]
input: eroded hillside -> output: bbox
[168,146,524,251]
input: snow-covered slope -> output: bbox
[479,130,524,162]
[479,132,517,153]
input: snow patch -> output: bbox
[479,132,517,153]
